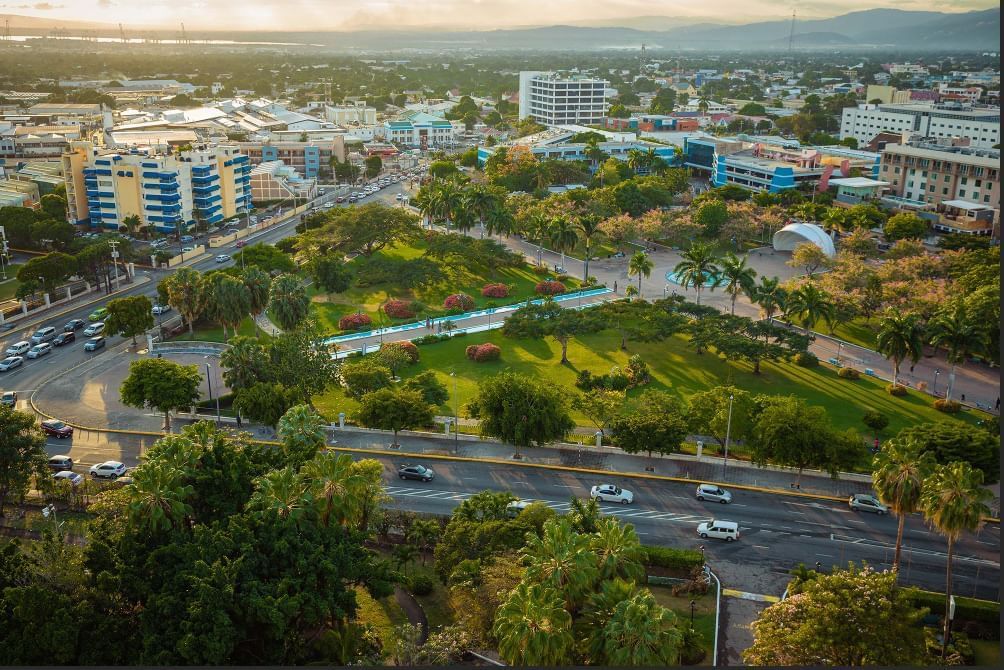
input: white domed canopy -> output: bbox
[772,222,836,258]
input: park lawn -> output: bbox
[829,318,880,350]
[314,328,980,443]
[308,239,579,336]
[172,316,259,343]
[403,561,454,632]
[352,585,408,654]
[0,264,23,301]
[649,586,716,665]
[972,639,1000,667]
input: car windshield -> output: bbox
[413,466,427,473]
[48,421,65,429]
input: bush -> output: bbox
[837,367,861,380]
[465,342,501,362]
[481,283,510,298]
[575,369,595,391]
[535,280,567,296]
[793,351,818,368]
[933,399,962,413]
[409,573,434,596]
[382,340,420,364]
[886,383,908,396]
[443,293,475,311]
[604,367,630,391]
[532,265,549,275]
[556,274,571,283]
[413,334,450,346]
[382,299,416,319]
[338,313,372,331]
[625,355,650,387]
[643,546,705,570]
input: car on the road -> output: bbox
[395,193,405,201]
[848,493,888,515]
[64,318,86,332]
[83,322,105,336]
[26,342,53,359]
[697,519,740,542]
[505,499,533,518]
[335,195,346,203]
[30,326,57,344]
[182,246,195,253]
[235,240,247,248]
[88,307,108,322]
[84,336,106,352]
[40,419,73,438]
[215,254,231,263]
[53,470,84,487]
[696,484,733,504]
[180,235,195,243]
[5,341,30,357]
[151,303,172,315]
[398,464,435,482]
[47,455,74,471]
[1,390,16,407]
[0,356,24,372]
[90,460,126,479]
[590,484,634,504]
[52,331,76,346]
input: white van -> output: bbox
[31,326,57,344]
[697,519,740,542]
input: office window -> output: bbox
[961,177,968,185]
[943,187,949,195]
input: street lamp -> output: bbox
[815,561,822,572]
[450,372,458,454]
[690,599,696,626]
[722,394,734,477]
[205,360,221,425]
[933,369,940,394]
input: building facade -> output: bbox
[518,71,610,126]
[840,103,1001,149]
[383,111,458,148]
[249,161,317,202]
[237,138,346,179]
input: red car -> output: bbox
[335,196,346,203]
[235,240,247,248]
[40,419,73,438]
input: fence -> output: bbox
[0,279,102,325]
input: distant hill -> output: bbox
[0,13,117,31]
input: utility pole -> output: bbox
[722,394,734,477]
[107,239,121,289]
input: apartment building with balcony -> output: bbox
[518,71,610,127]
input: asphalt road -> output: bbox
[42,430,1001,601]
[0,179,412,400]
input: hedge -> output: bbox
[642,545,705,571]
[906,589,1000,627]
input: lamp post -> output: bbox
[933,369,940,394]
[722,394,734,477]
[690,599,696,626]
[450,372,458,454]
[205,360,221,425]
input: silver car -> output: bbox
[26,343,53,359]
[849,494,888,515]
[0,356,24,372]
[696,484,733,504]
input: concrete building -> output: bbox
[477,127,675,169]
[0,178,39,208]
[62,141,252,232]
[840,103,1001,150]
[249,161,317,202]
[323,103,377,126]
[383,111,458,149]
[236,137,347,179]
[518,71,609,126]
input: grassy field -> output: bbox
[309,239,579,336]
[352,585,408,654]
[171,316,259,342]
[972,639,1001,666]
[314,328,981,440]
[829,318,880,350]
[650,586,716,665]
[0,264,23,301]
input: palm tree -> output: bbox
[484,200,513,241]
[588,517,645,583]
[578,578,639,662]
[928,301,988,402]
[718,252,758,315]
[920,462,992,653]
[576,214,603,282]
[413,185,435,228]
[523,211,550,267]
[872,439,935,573]
[876,309,925,387]
[698,96,711,115]
[521,517,599,610]
[241,266,271,337]
[751,275,786,322]
[548,216,579,272]
[600,591,683,666]
[393,543,419,575]
[584,139,607,169]
[276,404,327,461]
[301,451,363,528]
[126,462,193,533]
[567,496,603,534]
[164,267,207,335]
[785,283,836,334]
[406,518,440,565]
[626,148,647,174]
[627,251,654,299]
[249,466,310,522]
[494,582,575,666]
[673,242,721,305]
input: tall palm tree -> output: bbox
[600,591,683,666]
[584,139,607,169]
[578,578,639,663]
[576,214,603,282]
[521,517,599,610]
[484,200,513,241]
[276,404,327,461]
[750,275,786,322]
[494,582,574,666]
[627,251,654,299]
[920,462,992,653]
[126,462,193,533]
[872,439,935,574]
[928,301,988,402]
[548,216,579,272]
[673,241,721,305]
[785,283,836,334]
[406,518,440,565]
[697,96,711,115]
[588,517,645,583]
[249,466,310,523]
[413,185,435,228]
[718,252,758,315]
[626,148,647,174]
[301,451,364,528]
[876,309,925,387]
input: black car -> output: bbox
[64,319,85,332]
[398,464,435,482]
[52,331,75,346]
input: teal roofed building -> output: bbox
[383,110,459,148]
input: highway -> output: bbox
[40,429,1002,601]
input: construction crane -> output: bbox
[119,23,126,43]
[179,22,189,45]
[3,19,11,42]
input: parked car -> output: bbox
[47,455,74,471]
[590,484,634,504]
[0,356,24,372]
[181,246,195,253]
[64,318,86,332]
[90,460,126,479]
[180,235,195,243]
[84,336,106,352]
[53,470,84,487]
[215,254,231,263]
[88,308,108,322]
[52,331,76,346]
[235,240,247,248]
[849,494,888,515]
[697,519,740,542]
[151,304,172,315]
[1,390,16,406]
[26,342,53,359]
[398,464,435,482]
[30,326,57,344]
[40,419,73,438]
[83,322,105,337]
[5,341,30,357]
[696,484,733,504]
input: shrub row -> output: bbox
[906,589,1000,627]
[412,332,468,346]
[887,383,909,396]
[466,342,501,362]
[837,367,861,380]
[642,545,705,571]
[933,398,962,413]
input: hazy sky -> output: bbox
[1,0,997,30]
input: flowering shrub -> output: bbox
[886,383,908,396]
[837,367,860,380]
[532,265,549,275]
[535,280,567,296]
[382,299,416,319]
[338,313,372,331]
[465,343,501,362]
[443,293,475,311]
[383,340,420,364]
[481,283,510,298]
[793,352,818,368]
[933,398,961,413]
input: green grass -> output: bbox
[172,316,259,343]
[314,328,983,445]
[308,239,579,336]
[650,586,716,665]
[407,562,454,631]
[829,318,880,350]
[0,264,23,301]
[971,639,1001,666]
[352,585,408,652]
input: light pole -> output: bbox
[690,599,696,626]
[108,239,121,289]
[722,394,734,477]
[0,226,8,279]
[450,371,458,454]
[933,369,940,394]
[205,360,221,425]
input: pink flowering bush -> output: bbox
[481,283,510,298]
[383,340,420,364]
[338,313,372,331]
[535,280,567,296]
[465,343,501,362]
[443,293,476,311]
[382,299,416,319]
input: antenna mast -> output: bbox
[788,9,796,54]
[119,23,126,43]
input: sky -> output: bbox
[0,0,997,31]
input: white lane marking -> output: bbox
[732,503,749,507]
[752,545,769,549]
[830,533,1000,567]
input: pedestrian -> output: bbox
[996,397,1000,411]
[236,414,242,428]
[613,280,618,293]
[909,364,915,373]
[961,394,966,403]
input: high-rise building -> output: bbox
[62,141,252,232]
[518,71,610,126]
[840,103,1000,150]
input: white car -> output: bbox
[26,342,53,359]
[0,356,24,372]
[590,484,634,504]
[215,254,231,263]
[82,322,105,337]
[5,341,30,357]
[151,304,172,315]
[181,246,195,253]
[696,484,732,504]
[90,460,126,479]
[53,470,84,487]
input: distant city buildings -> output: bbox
[249,161,317,202]
[840,103,1000,150]
[518,71,610,126]
[383,110,458,149]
